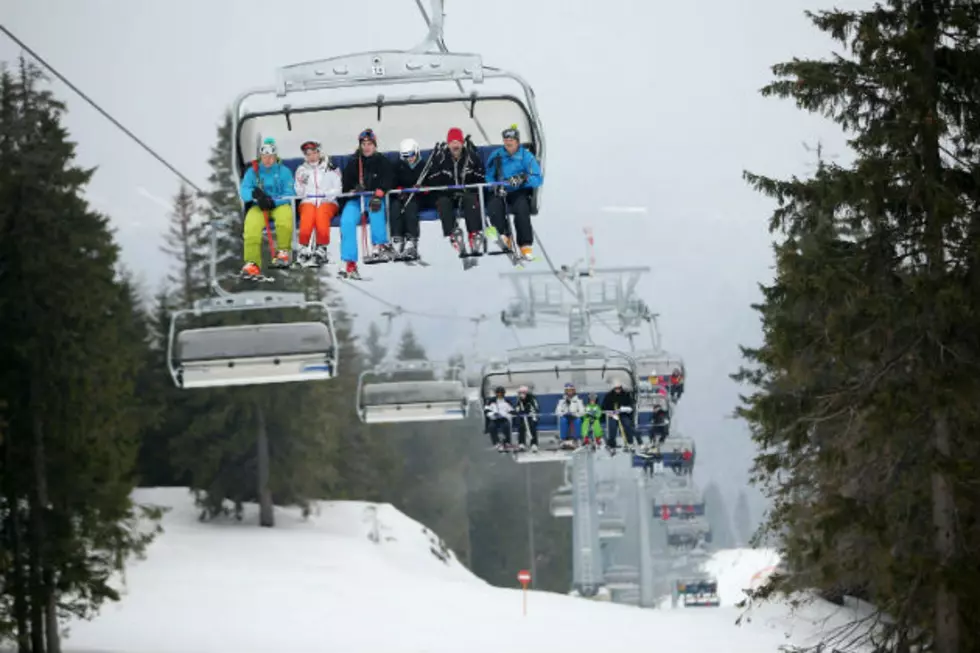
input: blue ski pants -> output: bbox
[340,197,389,263]
[559,415,582,441]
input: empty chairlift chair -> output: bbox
[168,297,337,389]
[357,359,469,424]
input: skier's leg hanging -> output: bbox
[339,200,361,263]
[242,206,267,267]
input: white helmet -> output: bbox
[399,138,420,161]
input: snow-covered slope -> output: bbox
[62,488,871,653]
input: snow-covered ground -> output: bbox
[61,488,871,653]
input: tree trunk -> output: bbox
[44,565,60,653]
[30,409,52,653]
[4,435,31,653]
[256,402,274,528]
[931,411,958,653]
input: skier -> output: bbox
[513,385,540,452]
[652,404,670,443]
[484,385,515,452]
[670,367,685,401]
[484,124,543,260]
[338,128,393,279]
[239,137,295,278]
[601,379,641,451]
[429,127,486,256]
[555,383,585,449]
[294,139,341,268]
[388,138,432,261]
[581,393,605,448]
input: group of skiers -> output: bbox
[237,124,544,281]
[483,379,673,454]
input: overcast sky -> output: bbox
[3,0,866,519]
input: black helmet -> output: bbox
[494,386,506,394]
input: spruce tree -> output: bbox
[735,3,980,650]
[0,59,161,652]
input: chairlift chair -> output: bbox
[357,359,468,424]
[229,0,546,243]
[654,484,706,517]
[480,344,637,461]
[168,292,337,389]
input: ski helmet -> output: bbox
[399,138,420,161]
[502,124,520,141]
[301,139,322,154]
[518,385,529,394]
[258,137,278,156]
[494,386,506,395]
[612,379,624,389]
[564,383,575,392]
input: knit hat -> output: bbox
[446,127,464,143]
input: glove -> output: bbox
[494,184,508,197]
[368,196,383,212]
[297,170,310,184]
[620,406,633,413]
[354,184,365,193]
[251,187,268,202]
[507,173,527,187]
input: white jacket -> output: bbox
[485,398,514,419]
[295,159,341,206]
[555,395,585,417]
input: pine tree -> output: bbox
[160,184,206,305]
[0,59,161,652]
[735,3,980,650]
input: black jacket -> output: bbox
[341,151,394,195]
[601,389,635,412]
[393,158,430,189]
[514,393,540,418]
[429,144,485,189]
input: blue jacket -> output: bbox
[485,146,543,191]
[239,160,295,207]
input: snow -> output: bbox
[61,488,873,653]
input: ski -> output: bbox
[336,271,372,282]
[241,274,276,283]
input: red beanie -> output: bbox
[446,127,463,143]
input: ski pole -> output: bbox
[261,209,277,261]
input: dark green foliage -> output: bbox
[734,3,980,651]
[0,59,161,651]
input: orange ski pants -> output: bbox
[298,202,338,246]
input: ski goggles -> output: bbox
[301,141,321,153]
[259,141,277,156]
[501,127,520,140]
[399,150,418,160]
[358,129,377,143]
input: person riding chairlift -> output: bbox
[294,139,341,268]
[514,385,540,453]
[338,128,393,279]
[430,127,486,257]
[484,386,515,452]
[239,137,295,279]
[581,393,605,448]
[555,383,585,448]
[601,379,642,451]
[485,124,543,260]
[386,138,432,261]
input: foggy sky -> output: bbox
[3,0,865,520]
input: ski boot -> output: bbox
[296,246,317,268]
[314,245,329,267]
[362,244,390,265]
[468,231,485,257]
[391,236,404,258]
[520,245,534,261]
[559,439,577,451]
[240,261,266,281]
[271,249,291,268]
[401,238,419,261]
[450,227,467,256]
[530,444,539,453]
[337,261,362,280]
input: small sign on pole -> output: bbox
[517,569,531,616]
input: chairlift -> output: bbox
[356,359,468,424]
[229,0,546,250]
[675,578,720,607]
[654,483,706,517]
[666,518,711,551]
[168,291,337,389]
[481,344,637,440]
